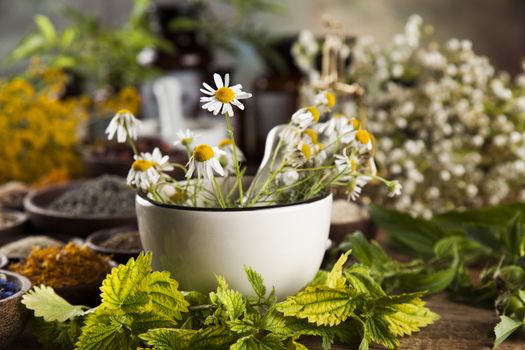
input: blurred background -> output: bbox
[1,0,525,181]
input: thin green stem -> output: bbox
[212,176,226,208]
[225,112,244,206]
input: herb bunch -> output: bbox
[22,251,437,350]
[337,203,525,347]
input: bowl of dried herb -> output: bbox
[0,269,31,348]
[24,176,137,237]
[9,243,113,306]
[86,226,143,264]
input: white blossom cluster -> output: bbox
[294,16,525,218]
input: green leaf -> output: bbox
[148,271,189,321]
[100,252,151,311]
[503,213,525,258]
[327,251,350,289]
[344,265,386,296]
[141,326,237,350]
[435,203,525,230]
[493,315,524,348]
[34,15,57,42]
[260,334,287,350]
[367,205,446,258]
[32,316,84,350]
[22,285,87,322]
[244,266,267,298]
[76,319,131,350]
[211,276,246,321]
[230,335,259,350]
[277,286,356,326]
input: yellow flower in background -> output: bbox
[95,85,141,117]
[0,65,88,184]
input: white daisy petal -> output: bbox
[213,73,223,88]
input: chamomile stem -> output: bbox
[125,125,138,156]
[212,176,226,208]
[224,112,244,206]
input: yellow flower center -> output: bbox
[301,143,312,160]
[315,142,324,153]
[326,92,336,108]
[170,190,187,204]
[193,144,214,162]
[218,138,233,147]
[116,108,132,115]
[132,159,154,172]
[351,159,358,172]
[304,128,318,144]
[349,118,360,129]
[306,106,320,123]
[215,87,235,103]
[356,130,371,145]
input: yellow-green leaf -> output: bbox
[22,285,87,322]
[277,286,356,326]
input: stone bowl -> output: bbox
[86,226,142,264]
[0,269,31,349]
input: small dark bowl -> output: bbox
[0,210,28,239]
[24,182,137,237]
[87,226,142,264]
[0,270,31,349]
[0,254,7,269]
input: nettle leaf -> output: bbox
[22,285,88,322]
[379,294,439,338]
[148,271,189,321]
[364,316,398,350]
[260,334,287,350]
[344,265,386,297]
[141,326,237,350]
[100,252,152,311]
[32,316,84,350]
[76,319,131,350]
[277,286,356,326]
[230,335,259,350]
[327,251,350,289]
[493,315,524,348]
[211,277,246,321]
[244,266,267,298]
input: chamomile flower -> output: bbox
[127,148,172,191]
[355,129,374,151]
[186,144,226,180]
[218,138,245,175]
[200,73,252,116]
[106,109,141,143]
[174,129,199,148]
[276,168,300,186]
[291,106,320,129]
[347,177,369,201]
[314,90,337,110]
[387,180,403,197]
[287,142,314,167]
[154,183,188,205]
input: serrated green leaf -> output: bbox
[32,316,84,350]
[76,319,131,350]
[148,271,189,321]
[141,326,237,350]
[212,279,246,321]
[277,286,356,326]
[230,335,259,350]
[344,265,385,296]
[364,316,398,349]
[327,251,350,289]
[244,266,267,298]
[260,334,287,350]
[22,285,87,322]
[493,315,524,348]
[100,252,151,311]
[382,297,439,337]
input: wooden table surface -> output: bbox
[8,293,525,350]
